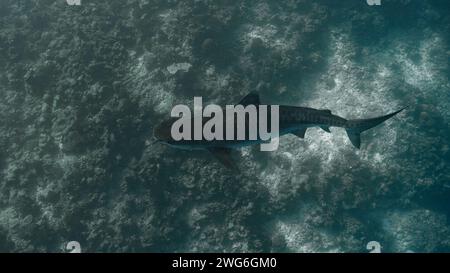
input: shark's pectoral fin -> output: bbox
[291,128,307,138]
[320,126,331,133]
[238,92,260,106]
[207,147,238,170]
[345,130,361,149]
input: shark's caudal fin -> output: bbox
[345,108,405,149]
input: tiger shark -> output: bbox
[153,92,404,169]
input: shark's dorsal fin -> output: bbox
[238,92,260,106]
[320,126,331,133]
[207,147,238,170]
[291,128,307,138]
[345,130,361,149]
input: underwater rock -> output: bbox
[167,62,192,75]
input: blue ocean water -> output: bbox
[0,0,449,252]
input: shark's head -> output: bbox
[153,118,175,143]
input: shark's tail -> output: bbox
[344,108,405,149]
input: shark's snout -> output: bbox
[153,119,174,142]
